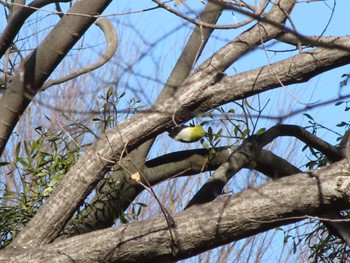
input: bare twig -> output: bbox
[0,0,72,58]
[41,18,118,90]
[152,0,258,30]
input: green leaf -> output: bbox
[336,122,347,127]
[207,126,213,140]
[118,91,126,99]
[35,172,47,178]
[234,125,240,137]
[302,144,308,151]
[255,128,266,135]
[15,142,21,159]
[24,141,31,157]
[3,191,16,197]
[201,141,209,149]
[47,180,57,187]
[303,113,314,120]
[242,128,250,138]
[214,128,222,140]
[43,187,54,196]
[0,162,10,167]
[17,158,28,167]
[107,86,114,98]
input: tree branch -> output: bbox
[56,121,343,237]
[191,36,350,117]
[3,160,350,262]
[60,146,299,238]
[154,0,296,117]
[186,134,262,208]
[60,0,225,238]
[41,18,118,90]
[186,124,343,207]
[12,30,349,246]
[154,0,224,104]
[0,0,112,157]
[0,0,72,59]
[14,0,345,246]
[152,0,257,30]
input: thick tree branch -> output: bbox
[321,211,350,246]
[193,36,350,115]
[60,1,225,238]
[155,1,223,103]
[0,0,112,157]
[154,0,296,117]
[12,32,350,247]
[321,131,350,244]
[53,120,344,237]
[144,146,300,182]
[20,1,350,248]
[276,33,341,48]
[184,124,350,243]
[186,135,261,208]
[186,124,343,207]
[3,160,350,262]
[262,127,350,245]
[60,146,299,238]
[258,125,342,162]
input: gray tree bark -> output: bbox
[2,160,350,262]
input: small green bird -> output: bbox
[168,124,205,143]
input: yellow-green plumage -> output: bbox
[168,124,205,143]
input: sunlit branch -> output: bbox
[41,18,118,90]
[3,159,350,262]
